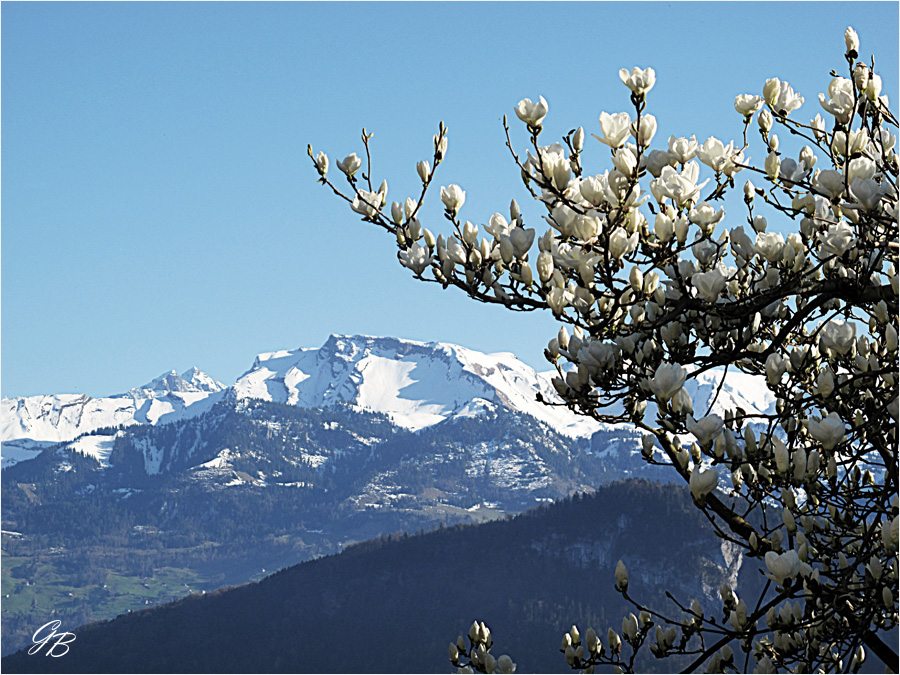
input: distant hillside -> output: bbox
[2,480,762,674]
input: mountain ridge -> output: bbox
[1,334,776,470]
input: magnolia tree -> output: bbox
[309,27,898,674]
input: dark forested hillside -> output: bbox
[3,399,676,656]
[3,480,761,674]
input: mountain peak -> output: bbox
[135,368,225,395]
[232,334,601,437]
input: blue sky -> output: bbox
[2,2,898,397]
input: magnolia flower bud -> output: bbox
[315,151,329,176]
[615,559,629,590]
[844,26,859,55]
[866,73,883,101]
[573,126,585,152]
[391,201,404,225]
[629,266,644,293]
[672,388,693,415]
[853,63,870,91]
[758,108,773,132]
[743,180,755,201]
[417,160,430,182]
[607,628,621,654]
[497,655,516,674]
[650,363,687,402]
[689,467,718,502]
[765,152,781,181]
[463,221,479,245]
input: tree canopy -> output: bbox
[311,27,898,674]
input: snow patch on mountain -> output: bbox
[66,434,119,468]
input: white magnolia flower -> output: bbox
[510,227,536,257]
[642,149,674,178]
[734,94,764,116]
[650,363,687,401]
[808,412,846,450]
[579,174,609,207]
[817,367,835,397]
[668,135,699,163]
[441,184,466,214]
[631,114,658,146]
[730,226,755,260]
[697,137,733,173]
[594,112,632,149]
[820,319,856,355]
[351,189,382,217]
[608,228,638,259]
[764,78,805,115]
[485,212,512,240]
[622,614,639,642]
[779,158,809,186]
[654,212,675,241]
[765,549,802,585]
[847,157,876,183]
[688,414,724,446]
[653,164,708,208]
[337,153,363,177]
[619,66,656,95]
[755,231,785,262]
[446,236,468,265]
[612,146,639,177]
[515,96,548,128]
[814,169,846,199]
[689,202,725,231]
[692,269,727,301]
[771,435,790,473]
[765,353,788,385]
[819,77,855,124]
[398,242,431,275]
[817,221,855,258]
[672,387,693,415]
[689,467,718,501]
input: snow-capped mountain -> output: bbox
[232,335,600,437]
[1,368,226,468]
[1,335,777,470]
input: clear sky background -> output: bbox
[2,1,898,398]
